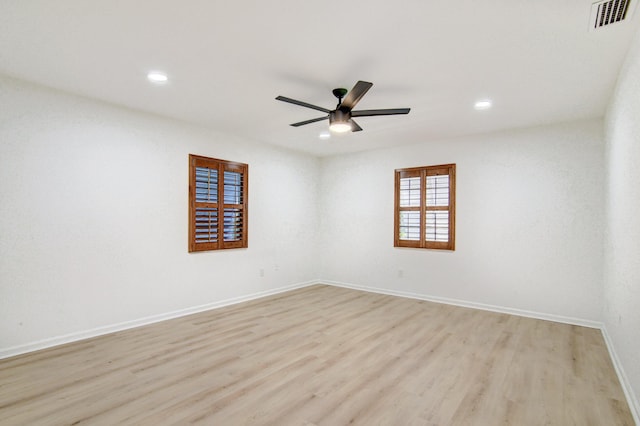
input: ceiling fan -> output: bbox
[276,80,410,133]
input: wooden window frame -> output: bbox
[189,154,248,252]
[394,164,456,250]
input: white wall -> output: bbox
[604,26,640,418]
[0,75,319,352]
[318,120,605,322]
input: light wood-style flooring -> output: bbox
[0,285,633,425]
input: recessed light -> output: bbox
[474,100,492,110]
[147,71,168,84]
[319,131,331,140]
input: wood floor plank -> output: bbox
[0,285,633,425]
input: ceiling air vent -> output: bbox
[590,0,632,31]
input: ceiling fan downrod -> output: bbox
[332,88,348,109]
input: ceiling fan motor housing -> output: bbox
[330,109,350,123]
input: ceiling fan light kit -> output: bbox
[329,110,352,133]
[276,81,410,133]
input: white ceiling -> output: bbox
[1,0,639,157]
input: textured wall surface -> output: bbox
[0,76,320,351]
[319,120,605,321]
[604,27,640,419]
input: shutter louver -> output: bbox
[223,209,243,241]
[399,211,421,240]
[399,176,421,240]
[397,171,422,247]
[223,171,243,204]
[426,211,449,242]
[223,170,244,243]
[426,175,449,207]
[426,174,450,243]
[400,177,421,207]
[195,208,218,243]
[195,167,218,202]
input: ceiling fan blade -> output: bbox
[276,96,331,114]
[350,119,363,132]
[351,108,411,117]
[339,81,373,111]
[290,116,328,127]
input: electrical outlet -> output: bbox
[398,269,404,278]
[259,269,264,277]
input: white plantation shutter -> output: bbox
[395,164,455,250]
[189,155,248,251]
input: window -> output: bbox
[394,164,456,250]
[189,154,248,252]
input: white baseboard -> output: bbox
[601,326,640,425]
[2,279,599,361]
[3,279,637,422]
[0,280,319,360]
[322,280,603,328]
